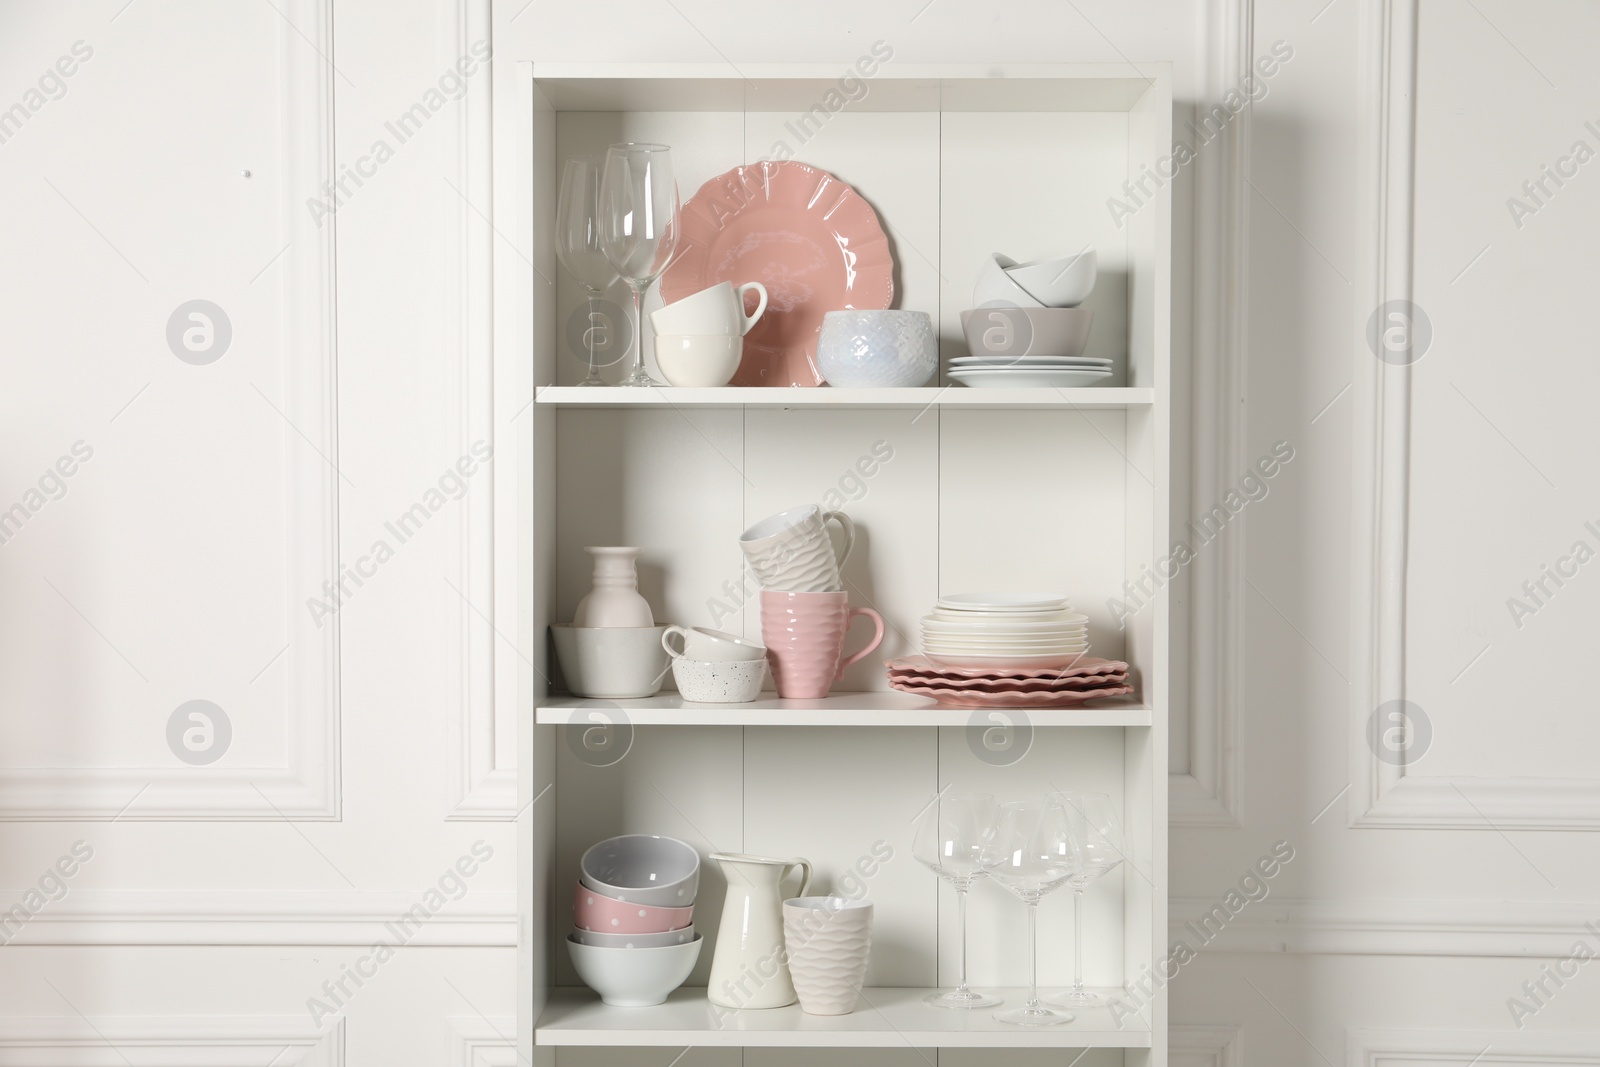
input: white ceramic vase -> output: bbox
[572,547,653,627]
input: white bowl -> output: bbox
[570,924,698,949]
[550,625,670,699]
[816,310,937,388]
[580,834,701,906]
[654,334,744,388]
[1001,249,1098,308]
[972,253,1047,308]
[567,935,702,1006]
[672,657,767,703]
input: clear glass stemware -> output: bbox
[979,799,1080,1026]
[597,142,679,388]
[555,156,620,387]
[1046,790,1127,1009]
[912,792,1003,1009]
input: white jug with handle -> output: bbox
[707,852,812,1009]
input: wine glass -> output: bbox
[979,800,1081,1026]
[555,156,619,387]
[598,142,679,387]
[1045,790,1127,1009]
[912,792,1003,1009]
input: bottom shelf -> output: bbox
[535,986,1151,1048]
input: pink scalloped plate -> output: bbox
[886,655,1129,680]
[887,672,1129,691]
[889,680,1136,709]
[662,161,894,387]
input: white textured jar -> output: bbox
[816,310,937,388]
[782,896,873,1015]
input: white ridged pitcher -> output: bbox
[706,853,812,1009]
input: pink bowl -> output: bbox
[573,882,694,934]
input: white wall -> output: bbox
[7,0,1596,1062]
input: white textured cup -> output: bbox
[739,505,856,593]
[782,897,872,1016]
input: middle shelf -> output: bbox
[536,692,1153,727]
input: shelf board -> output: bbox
[537,385,1154,410]
[537,692,1151,727]
[535,986,1149,1048]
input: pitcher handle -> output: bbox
[835,607,885,679]
[785,858,813,897]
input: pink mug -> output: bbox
[760,590,885,699]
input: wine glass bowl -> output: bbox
[911,792,1002,1010]
[598,143,680,388]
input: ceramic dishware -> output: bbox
[783,897,874,1015]
[972,252,1047,308]
[671,657,767,703]
[739,505,856,593]
[573,882,694,934]
[653,334,744,387]
[959,308,1095,361]
[650,280,768,336]
[662,626,767,662]
[707,853,812,1009]
[579,834,701,906]
[760,590,885,699]
[569,925,698,949]
[550,625,671,699]
[1000,249,1098,307]
[948,367,1112,389]
[567,935,702,1006]
[663,161,894,387]
[816,310,937,388]
[572,547,653,627]
[938,593,1072,611]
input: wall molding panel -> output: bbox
[0,1016,344,1067]
[0,0,342,822]
[1171,896,1600,957]
[443,0,517,821]
[449,1017,517,1067]
[0,891,516,947]
[1346,0,1600,830]
[1350,1029,1600,1067]
[1171,1024,1243,1067]
[1172,0,1251,827]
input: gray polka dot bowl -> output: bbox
[672,656,768,703]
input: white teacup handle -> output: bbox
[820,510,857,568]
[662,625,691,660]
[737,282,769,335]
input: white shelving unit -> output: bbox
[514,61,1171,1065]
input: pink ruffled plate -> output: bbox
[886,655,1129,680]
[662,161,894,387]
[887,672,1129,691]
[889,680,1136,708]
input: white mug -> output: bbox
[651,281,768,337]
[739,505,856,593]
[662,626,766,662]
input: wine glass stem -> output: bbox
[627,283,645,380]
[1072,887,1085,996]
[1026,900,1040,1011]
[955,885,971,994]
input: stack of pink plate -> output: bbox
[886,655,1133,708]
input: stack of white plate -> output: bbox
[920,592,1090,669]
[947,357,1113,389]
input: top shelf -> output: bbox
[537,386,1153,411]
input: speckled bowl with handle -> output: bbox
[816,310,937,388]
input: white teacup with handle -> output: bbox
[650,281,768,337]
[662,626,767,663]
[739,505,857,593]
